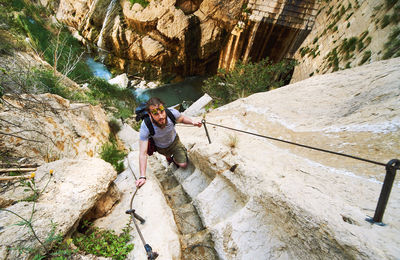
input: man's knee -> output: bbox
[177,162,188,168]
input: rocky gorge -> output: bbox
[45,0,399,81]
[1,0,400,259]
[1,57,399,259]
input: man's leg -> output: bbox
[171,139,187,168]
[157,136,188,168]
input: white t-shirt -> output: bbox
[139,108,181,148]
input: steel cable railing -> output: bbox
[201,119,399,225]
[126,159,158,259]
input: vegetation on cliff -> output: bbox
[0,1,134,257]
[0,0,136,120]
[203,58,297,105]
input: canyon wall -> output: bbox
[176,57,400,259]
[46,0,399,81]
[291,0,400,82]
[49,0,320,78]
[52,0,244,77]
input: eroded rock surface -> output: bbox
[175,58,400,259]
[0,158,116,259]
[0,93,110,165]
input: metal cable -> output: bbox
[126,157,158,259]
[204,120,388,167]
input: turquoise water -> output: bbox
[86,57,112,80]
[133,76,206,107]
[85,57,205,107]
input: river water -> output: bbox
[85,58,205,107]
[133,76,206,107]
[86,57,112,80]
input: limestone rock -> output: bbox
[55,0,91,28]
[198,19,224,59]
[183,93,213,116]
[92,126,181,259]
[84,182,121,219]
[291,0,400,82]
[156,7,188,40]
[108,73,129,89]
[0,93,110,164]
[0,158,116,259]
[51,0,243,76]
[176,58,400,259]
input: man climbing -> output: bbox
[136,97,202,187]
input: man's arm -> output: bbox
[136,139,148,187]
[176,114,202,127]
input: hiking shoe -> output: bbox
[166,156,174,165]
[166,156,180,168]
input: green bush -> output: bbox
[129,0,149,8]
[385,0,399,9]
[13,4,92,83]
[202,58,297,105]
[383,26,400,59]
[16,13,51,55]
[88,77,136,119]
[31,69,68,96]
[359,50,372,65]
[381,15,391,28]
[73,222,133,259]
[100,140,127,173]
[341,37,358,53]
[300,46,310,57]
[0,29,27,55]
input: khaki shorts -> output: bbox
[156,135,187,163]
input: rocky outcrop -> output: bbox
[0,93,110,165]
[291,0,399,82]
[0,158,117,259]
[219,0,318,71]
[52,0,322,78]
[92,58,400,259]
[176,58,400,259]
[49,0,396,83]
[52,0,245,77]
[95,127,182,259]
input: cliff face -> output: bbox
[53,0,245,77]
[291,0,399,82]
[176,58,400,259]
[107,58,400,259]
[49,0,320,78]
[0,93,110,164]
[43,0,397,80]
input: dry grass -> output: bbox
[225,133,238,149]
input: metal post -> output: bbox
[367,159,400,224]
[202,119,212,144]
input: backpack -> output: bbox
[135,103,176,155]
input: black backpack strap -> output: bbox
[165,108,176,125]
[144,116,155,136]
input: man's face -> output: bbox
[149,104,167,128]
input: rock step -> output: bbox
[172,202,204,235]
[173,161,196,182]
[153,163,219,259]
[156,167,180,190]
[181,229,218,260]
[164,183,192,208]
[193,175,247,227]
[180,167,213,198]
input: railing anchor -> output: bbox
[366,159,400,225]
[202,119,212,144]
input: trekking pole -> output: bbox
[126,159,159,259]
